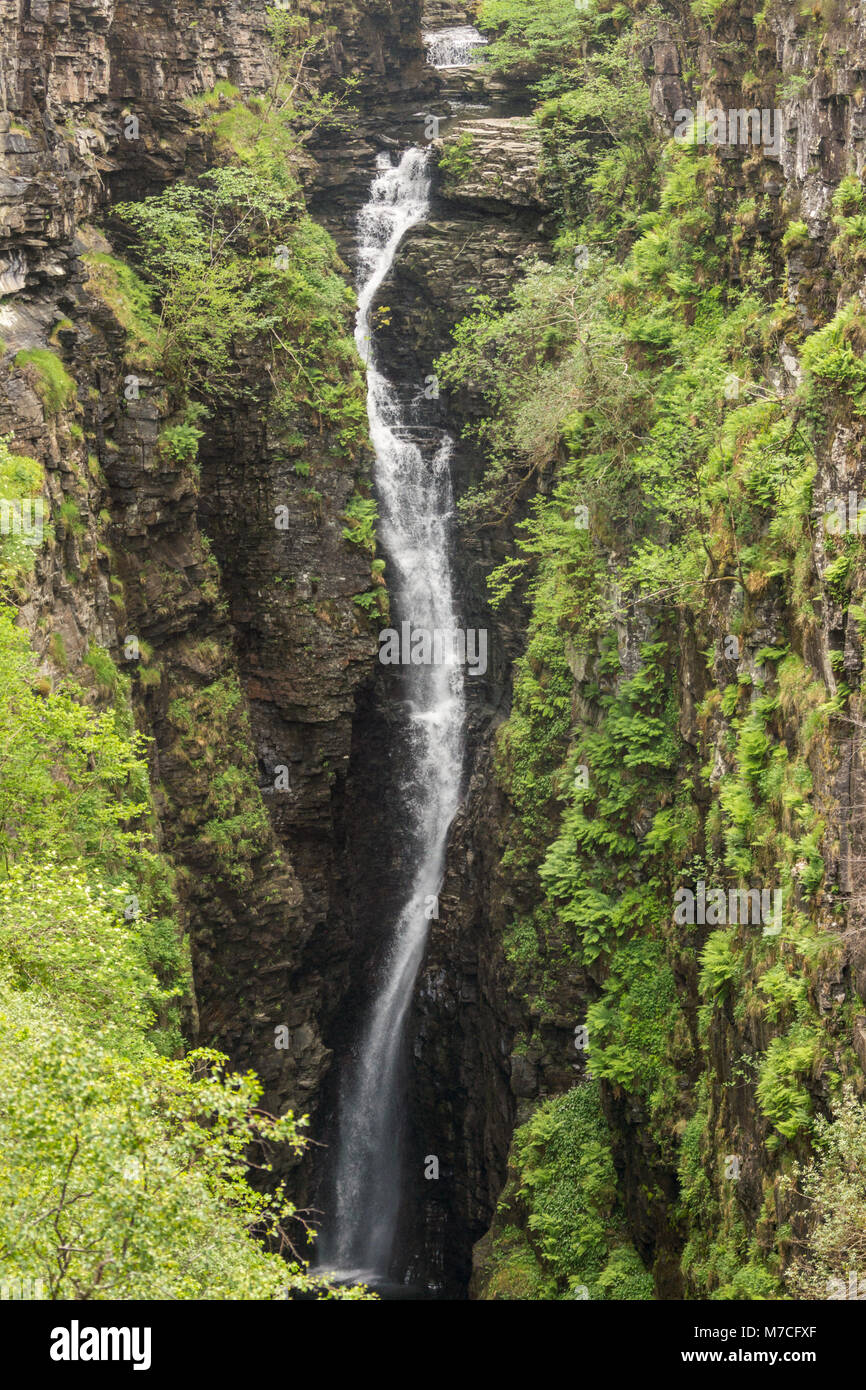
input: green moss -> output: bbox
[167,675,274,888]
[138,664,163,689]
[13,350,76,415]
[83,642,123,701]
[82,251,159,363]
[185,79,242,111]
[480,1225,557,1300]
[48,632,67,669]
[58,497,85,538]
[49,317,74,346]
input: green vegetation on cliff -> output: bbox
[458,0,866,1299]
[0,609,368,1298]
[474,1084,652,1299]
[0,6,379,1303]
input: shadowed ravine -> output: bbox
[315,145,467,1290]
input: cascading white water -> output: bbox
[423,24,488,68]
[319,148,466,1281]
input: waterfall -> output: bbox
[423,25,488,68]
[319,148,467,1282]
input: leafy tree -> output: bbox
[0,1002,334,1299]
[478,0,595,91]
[0,611,370,1298]
[0,608,151,874]
[264,3,358,133]
[785,1086,866,1299]
[115,169,297,396]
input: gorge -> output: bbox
[320,141,466,1288]
[4,0,866,1312]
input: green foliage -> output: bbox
[466,0,856,1306]
[84,641,125,701]
[800,299,866,419]
[341,489,379,554]
[115,152,366,455]
[785,1085,866,1298]
[478,1224,557,1299]
[115,169,299,396]
[478,0,598,95]
[494,555,576,920]
[698,929,739,1002]
[82,251,160,363]
[781,219,809,254]
[498,1084,653,1299]
[352,587,388,619]
[437,261,647,527]
[539,640,683,965]
[106,51,368,465]
[0,609,364,1299]
[262,3,359,135]
[0,858,165,1053]
[59,497,84,537]
[830,175,866,269]
[0,608,151,874]
[438,133,475,182]
[167,675,274,886]
[678,1084,784,1299]
[0,1007,331,1299]
[585,938,681,1107]
[755,1023,822,1145]
[476,1,662,238]
[341,484,387,612]
[13,349,76,414]
[158,422,204,466]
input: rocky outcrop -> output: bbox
[422,2,478,25]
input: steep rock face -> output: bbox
[422,2,478,24]
[327,106,557,1287]
[0,0,422,1135]
[14,0,866,1305]
[627,0,866,1297]
[304,0,436,247]
[461,0,866,1301]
